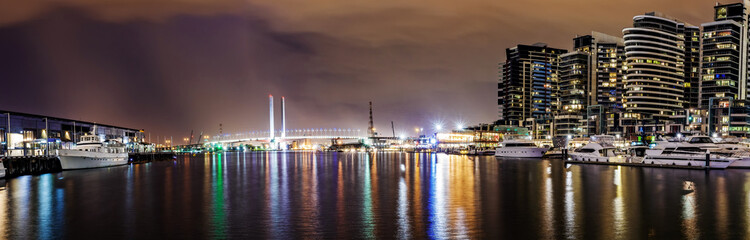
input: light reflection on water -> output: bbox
[0,152,750,238]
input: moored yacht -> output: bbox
[643,136,739,168]
[57,128,128,170]
[714,137,750,168]
[570,135,627,162]
[495,136,547,158]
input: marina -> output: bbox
[5,0,750,238]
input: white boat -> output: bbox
[495,136,547,158]
[57,129,128,170]
[570,136,628,163]
[643,136,738,168]
[570,135,628,163]
[714,137,750,168]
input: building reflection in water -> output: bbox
[12,176,31,238]
[397,155,410,239]
[563,166,577,238]
[714,174,728,239]
[2,153,750,238]
[210,153,227,239]
[447,154,477,238]
[410,153,424,238]
[682,183,698,239]
[360,154,374,238]
[613,166,624,237]
[426,153,446,239]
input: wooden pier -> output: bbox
[0,152,177,179]
[2,156,62,178]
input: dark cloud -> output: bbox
[0,0,715,141]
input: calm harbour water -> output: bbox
[1,152,750,239]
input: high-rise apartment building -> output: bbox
[701,1,750,136]
[622,12,697,135]
[557,51,589,137]
[498,43,567,138]
[556,32,625,137]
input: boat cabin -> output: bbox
[502,142,538,147]
[575,143,618,157]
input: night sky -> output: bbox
[0,0,712,140]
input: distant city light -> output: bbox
[434,124,443,131]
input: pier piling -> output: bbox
[2,156,62,178]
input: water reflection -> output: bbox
[210,153,227,239]
[682,182,698,239]
[0,153,750,238]
[361,154,374,239]
[397,162,409,239]
[13,176,31,238]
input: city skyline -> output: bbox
[496,1,750,139]
[0,0,713,139]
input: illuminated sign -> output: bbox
[717,7,727,19]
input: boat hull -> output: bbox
[495,147,547,158]
[570,154,630,163]
[729,158,750,168]
[644,156,734,169]
[58,150,128,170]
[571,154,608,162]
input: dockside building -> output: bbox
[0,110,145,156]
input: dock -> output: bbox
[564,159,750,170]
[1,152,178,179]
[2,156,62,177]
[564,160,709,170]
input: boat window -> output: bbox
[675,147,704,153]
[575,149,596,153]
[505,143,536,147]
[689,137,714,144]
